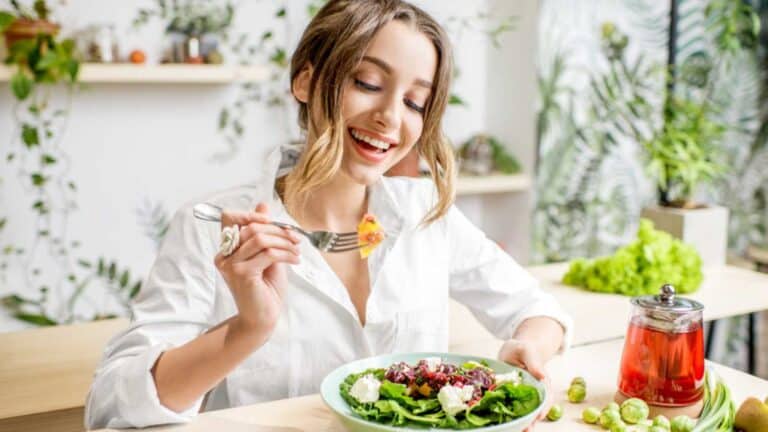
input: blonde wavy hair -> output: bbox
[281,0,456,225]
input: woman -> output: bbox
[85,0,572,428]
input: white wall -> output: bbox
[0,0,537,331]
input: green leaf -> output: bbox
[107,262,116,281]
[449,94,467,106]
[34,51,60,72]
[10,72,33,100]
[218,108,229,130]
[0,218,5,230]
[77,259,92,268]
[1,294,34,309]
[41,154,57,165]
[97,257,105,275]
[129,281,141,299]
[66,59,79,81]
[269,48,287,68]
[119,270,130,288]
[22,124,39,148]
[30,173,46,186]
[276,7,286,17]
[14,312,57,326]
[0,11,15,32]
[32,200,47,214]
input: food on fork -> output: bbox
[357,213,385,258]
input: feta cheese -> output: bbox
[495,371,522,386]
[424,357,442,372]
[349,374,381,403]
[437,384,475,416]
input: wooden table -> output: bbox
[449,263,768,349]
[0,318,128,432]
[94,338,768,431]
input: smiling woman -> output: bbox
[84,1,572,429]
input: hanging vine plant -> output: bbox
[0,1,143,326]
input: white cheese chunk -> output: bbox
[495,371,522,386]
[349,374,381,403]
[437,384,475,416]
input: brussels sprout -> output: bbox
[653,415,671,429]
[571,376,586,387]
[604,402,621,412]
[582,406,601,424]
[609,419,628,432]
[650,427,668,432]
[567,384,586,403]
[620,397,650,424]
[638,418,653,427]
[670,415,695,432]
[546,404,563,421]
[600,408,622,428]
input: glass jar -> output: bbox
[617,284,705,406]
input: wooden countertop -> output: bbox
[94,338,768,431]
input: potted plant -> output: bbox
[0,0,61,50]
[640,97,729,266]
[1,0,78,91]
[639,1,760,268]
[133,0,235,64]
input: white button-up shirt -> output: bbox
[85,176,573,429]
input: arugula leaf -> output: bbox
[499,383,541,417]
[379,380,419,408]
[388,400,443,425]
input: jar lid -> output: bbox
[631,284,704,313]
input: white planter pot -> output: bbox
[641,205,729,267]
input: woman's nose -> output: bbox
[373,92,401,129]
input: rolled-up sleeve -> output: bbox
[85,205,217,429]
[446,205,573,353]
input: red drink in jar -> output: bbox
[617,284,705,407]
[618,316,705,406]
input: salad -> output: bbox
[339,357,541,429]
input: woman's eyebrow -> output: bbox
[362,55,433,89]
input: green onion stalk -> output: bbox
[692,370,735,432]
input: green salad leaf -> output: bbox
[339,361,541,429]
[562,219,703,296]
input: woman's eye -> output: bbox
[405,99,425,114]
[354,79,381,91]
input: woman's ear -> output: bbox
[292,64,314,103]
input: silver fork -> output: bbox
[192,202,364,253]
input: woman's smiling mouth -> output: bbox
[348,127,399,162]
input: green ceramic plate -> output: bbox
[320,352,546,432]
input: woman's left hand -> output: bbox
[498,339,553,432]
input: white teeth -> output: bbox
[351,129,391,150]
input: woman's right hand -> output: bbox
[214,202,301,337]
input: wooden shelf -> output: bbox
[456,173,531,195]
[0,63,269,84]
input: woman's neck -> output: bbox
[292,172,369,232]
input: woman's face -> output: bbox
[340,20,437,185]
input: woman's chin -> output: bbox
[341,163,386,186]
